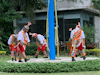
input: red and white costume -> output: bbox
[36,34,47,52]
[29,33,48,57]
[71,27,85,49]
[8,34,18,53]
[70,27,86,57]
[17,30,30,53]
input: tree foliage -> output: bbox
[92,0,100,11]
[0,0,22,49]
[0,29,6,50]
[83,23,97,43]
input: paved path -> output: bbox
[7,57,99,63]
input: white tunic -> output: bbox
[8,35,13,45]
[70,28,85,47]
[17,30,30,44]
[70,28,85,40]
[37,34,46,45]
[8,34,18,48]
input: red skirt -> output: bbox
[37,44,46,52]
[72,43,83,50]
[18,44,25,53]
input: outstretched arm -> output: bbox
[69,28,72,31]
[76,22,80,28]
[27,22,32,26]
[24,22,32,27]
[29,32,33,36]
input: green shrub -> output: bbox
[4,47,10,55]
[25,43,37,55]
[25,42,43,55]
[0,59,99,73]
[0,51,6,55]
[3,43,44,55]
[0,46,10,55]
[85,49,100,56]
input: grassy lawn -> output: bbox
[0,55,34,62]
[0,71,99,75]
[0,55,11,62]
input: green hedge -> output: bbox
[4,43,43,55]
[0,59,99,73]
[26,43,43,55]
[25,43,37,55]
[0,51,6,55]
[85,49,100,56]
[4,47,10,55]
[0,46,10,55]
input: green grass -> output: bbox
[0,55,11,62]
[0,71,99,75]
[0,55,36,62]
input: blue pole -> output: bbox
[48,0,55,60]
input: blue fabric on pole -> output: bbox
[56,7,58,10]
[44,34,46,38]
[55,23,59,28]
[48,0,55,60]
[44,16,47,20]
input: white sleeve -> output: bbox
[17,32,23,41]
[37,35,44,44]
[26,33,30,42]
[70,30,74,39]
[8,36,12,45]
[81,30,85,39]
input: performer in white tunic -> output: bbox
[29,33,49,58]
[17,26,30,62]
[69,22,86,61]
[8,34,18,61]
